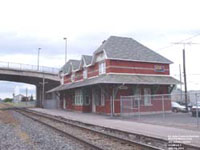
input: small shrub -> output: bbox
[3,98,13,103]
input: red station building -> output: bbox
[49,36,180,115]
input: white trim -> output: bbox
[64,72,70,76]
[77,57,84,71]
[106,72,174,78]
[83,57,87,67]
[91,54,96,65]
[103,49,108,59]
[87,75,98,79]
[106,65,169,71]
[107,57,172,64]
[72,69,79,72]
[64,57,170,75]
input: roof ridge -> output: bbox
[82,54,92,57]
[97,35,172,64]
[69,59,80,62]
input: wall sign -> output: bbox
[154,65,165,72]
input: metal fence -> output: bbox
[0,61,59,74]
[120,92,200,128]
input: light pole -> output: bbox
[63,37,67,63]
[37,48,41,71]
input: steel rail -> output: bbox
[17,108,164,150]
[25,109,200,150]
[16,109,103,150]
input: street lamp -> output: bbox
[37,48,41,71]
[63,37,67,63]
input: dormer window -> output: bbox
[96,52,105,62]
[71,73,75,82]
[59,71,64,85]
[83,68,87,79]
[99,61,106,75]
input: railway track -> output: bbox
[15,108,164,150]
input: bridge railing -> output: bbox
[0,61,60,74]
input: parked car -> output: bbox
[191,102,200,117]
[171,102,186,112]
[177,101,193,111]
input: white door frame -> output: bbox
[63,98,66,109]
[92,89,96,113]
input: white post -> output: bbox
[112,89,115,116]
[195,93,199,128]
[131,96,133,113]
[120,96,122,115]
[138,95,141,120]
[110,96,113,117]
[162,95,165,119]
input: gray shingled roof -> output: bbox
[83,55,92,65]
[71,60,81,70]
[61,59,80,74]
[94,36,172,64]
[47,74,180,92]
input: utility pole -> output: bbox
[183,48,188,111]
[26,87,28,105]
[179,64,183,102]
[39,74,48,108]
[173,42,200,112]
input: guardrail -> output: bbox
[0,61,59,74]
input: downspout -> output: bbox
[111,85,121,117]
[111,88,114,117]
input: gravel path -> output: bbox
[0,110,87,150]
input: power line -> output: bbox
[157,33,200,51]
[171,41,200,112]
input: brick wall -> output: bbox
[88,63,99,78]
[106,59,170,75]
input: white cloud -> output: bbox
[0,0,200,98]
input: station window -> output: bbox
[84,95,90,105]
[75,89,83,105]
[101,89,105,106]
[83,68,87,79]
[71,73,75,82]
[99,61,106,75]
[144,88,152,106]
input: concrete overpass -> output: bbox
[0,61,60,107]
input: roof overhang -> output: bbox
[47,74,181,93]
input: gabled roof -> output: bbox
[61,59,80,74]
[71,60,81,70]
[94,36,172,64]
[47,74,180,93]
[14,94,25,97]
[82,55,92,65]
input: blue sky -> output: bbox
[0,0,200,98]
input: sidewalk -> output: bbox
[29,108,200,147]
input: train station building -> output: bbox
[48,36,180,115]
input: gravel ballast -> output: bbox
[0,110,87,150]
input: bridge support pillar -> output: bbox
[36,84,57,108]
[36,86,42,107]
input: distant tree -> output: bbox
[30,95,34,101]
[3,98,13,102]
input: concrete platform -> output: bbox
[29,108,200,147]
